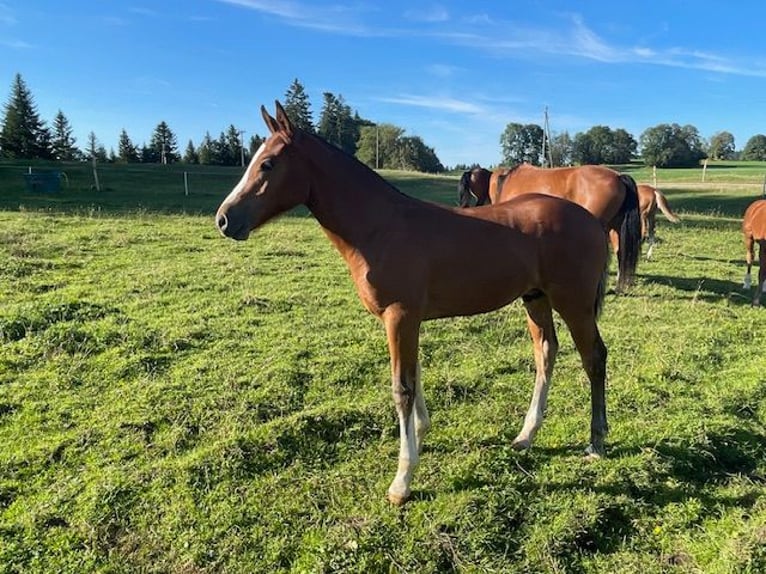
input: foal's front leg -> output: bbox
[383,308,423,506]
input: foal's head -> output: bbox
[216,102,310,240]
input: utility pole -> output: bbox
[375,124,380,170]
[542,106,553,168]
[238,129,247,167]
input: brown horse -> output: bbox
[637,184,681,258]
[458,164,641,291]
[217,102,611,505]
[742,199,766,306]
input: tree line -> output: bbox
[3,72,766,172]
[0,74,444,173]
[494,121,766,170]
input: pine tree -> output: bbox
[149,121,179,164]
[317,92,356,155]
[118,129,139,163]
[83,132,107,163]
[183,139,198,164]
[0,73,52,158]
[283,78,314,133]
[197,132,215,165]
[51,110,79,160]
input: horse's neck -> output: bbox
[302,136,410,250]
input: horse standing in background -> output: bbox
[742,199,766,306]
[458,164,642,291]
[217,102,612,505]
[637,184,681,258]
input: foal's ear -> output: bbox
[274,100,294,136]
[261,105,280,134]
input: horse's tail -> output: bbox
[457,170,472,207]
[654,189,680,223]
[616,174,642,291]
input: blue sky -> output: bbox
[2,1,766,168]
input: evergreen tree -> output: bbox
[50,110,79,160]
[283,78,314,133]
[183,139,198,164]
[149,121,179,164]
[85,131,107,162]
[0,73,52,158]
[197,132,216,165]
[249,134,265,156]
[317,92,356,155]
[224,124,244,166]
[118,129,139,163]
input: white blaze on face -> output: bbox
[221,143,266,205]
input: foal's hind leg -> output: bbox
[512,296,559,450]
[562,314,608,458]
[646,211,657,259]
[743,234,754,290]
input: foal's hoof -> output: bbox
[386,490,411,507]
[511,438,532,451]
[584,444,604,461]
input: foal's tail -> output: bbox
[616,174,642,291]
[457,170,472,207]
[655,190,681,223]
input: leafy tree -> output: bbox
[396,135,444,172]
[317,92,356,155]
[742,134,766,161]
[610,128,638,164]
[639,123,706,167]
[183,140,198,164]
[50,110,79,160]
[356,123,404,169]
[0,73,52,159]
[283,78,314,133]
[149,121,179,164]
[117,129,139,163]
[549,131,573,166]
[708,131,735,160]
[500,123,544,166]
[572,125,636,165]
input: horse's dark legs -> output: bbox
[513,297,559,450]
[564,316,608,457]
[744,234,755,291]
[383,307,426,505]
[755,240,766,306]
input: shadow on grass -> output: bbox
[661,193,763,220]
[639,272,754,304]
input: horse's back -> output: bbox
[498,164,625,223]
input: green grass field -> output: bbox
[1,160,765,573]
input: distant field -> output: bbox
[1,160,765,572]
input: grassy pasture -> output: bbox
[1,160,766,572]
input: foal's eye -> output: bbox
[261,158,274,172]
